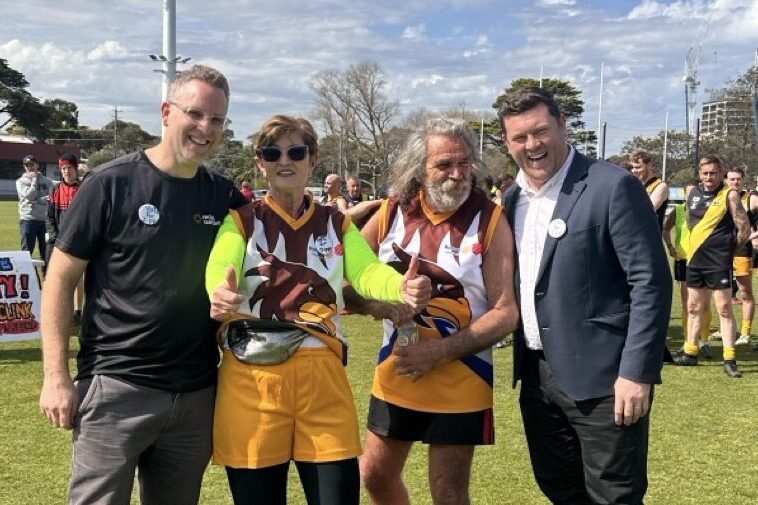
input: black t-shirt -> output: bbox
[56,151,247,392]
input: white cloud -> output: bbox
[627,0,704,20]
[87,41,129,62]
[537,0,576,5]
[411,74,445,88]
[0,0,756,156]
[402,23,426,40]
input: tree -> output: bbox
[86,146,119,168]
[492,77,597,157]
[43,98,80,141]
[97,120,158,155]
[204,128,254,184]
[620,130,693,184]
[0,58,52,140]
[310,61,401,173]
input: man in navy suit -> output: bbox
[500,87,671,505]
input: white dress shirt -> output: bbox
[513,145,575,350]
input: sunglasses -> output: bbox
[258,145,309,163]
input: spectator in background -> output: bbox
[240,181,255,201]
[16,154,53,270]
[629,151,669,230]
[346,175,363,207]
[725,167,756,346]
[322,173,349,210]
[46,153,84,325]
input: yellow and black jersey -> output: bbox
[687,183,735,270]
[645,176,668,231]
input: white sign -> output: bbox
[0,251,42,342]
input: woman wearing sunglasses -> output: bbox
[205,114,431,505]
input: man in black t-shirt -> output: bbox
[39,65,247,505]
[346,175,363,207]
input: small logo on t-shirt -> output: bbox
[138,204,160,226]
[193,213,221,226]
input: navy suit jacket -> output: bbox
[503,152,672,401]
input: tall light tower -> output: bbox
[148,0,190,135]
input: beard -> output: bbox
[424,176,472,212]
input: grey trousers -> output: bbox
[69,375,215,505]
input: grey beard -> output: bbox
[425,178,471,212]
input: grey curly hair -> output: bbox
[389,117,483,205]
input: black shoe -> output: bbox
[72,310,82,326]
[723,360,743,378]
[673,353,698,366]
[699,343,713,360]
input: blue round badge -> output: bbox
[138,204,160,226]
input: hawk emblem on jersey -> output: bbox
[389,244,472,337]
[245,251,338,336]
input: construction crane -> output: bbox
[683,24,709,136]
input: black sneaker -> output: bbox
[723,360,743,378]
[673,353,698,366]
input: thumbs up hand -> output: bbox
[210,265,245,321]
[400,254,431,311]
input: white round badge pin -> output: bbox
[548,218,566,238]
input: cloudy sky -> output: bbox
[1,0,757,155]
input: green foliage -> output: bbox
[492,77,597,158]
[0,58,52,140]
[102,119,159,155]
[85,146,119,169]
[204,129,254,184]
[493,77,585,124]
[621,129,695,184]
[43,99,80,141]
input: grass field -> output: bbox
[1,200,758,504]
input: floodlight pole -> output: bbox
[162,0,176,103]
